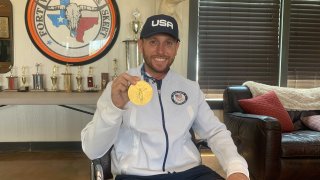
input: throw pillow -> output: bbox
[238,91,294,132]
[301,115,320,131]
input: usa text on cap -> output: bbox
[140,14,180,41]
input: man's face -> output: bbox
[138,34,180,79]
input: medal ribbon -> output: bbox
[141,64,162,90]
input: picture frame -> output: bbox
[0,16,9,39]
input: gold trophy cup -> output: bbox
[50,65,59,91]
[76,66,83,92]
[19,66,29,91]
[62,64,72,92]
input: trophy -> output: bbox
[62,64,72,92]
[131,9,142,40]
[101,73,109,90]
[76,66,83,92]
[50,65,59,91]
[32,63,45,91]
[19,66,29,91]
[87,66,94,91]
[112,58,118,80]
[123,9,143,70]
[6,65,18,91]
[21,67,27,87]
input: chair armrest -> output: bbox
[90,148,113,180]
[91,159,104,180]
[195,139,209,150]
[224,112,282,180]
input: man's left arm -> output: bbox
[192,90,249,179]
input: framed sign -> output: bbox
[25,0,120,65]
[0,16,9,38]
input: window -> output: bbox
[188,0,320,99]
[287,0,320,88]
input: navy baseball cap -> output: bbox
[140,14,180,41]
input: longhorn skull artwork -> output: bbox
[36,2,107,38]
[65,3,81,36]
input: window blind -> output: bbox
[198,0,280,96]
[287,0,320,88]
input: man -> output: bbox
[81,14,249,180]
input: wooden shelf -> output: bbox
[0,91,102,105]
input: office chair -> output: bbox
[90,130,208,180]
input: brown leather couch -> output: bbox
[223,86,320,180]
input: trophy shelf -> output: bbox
[0,91,101,105]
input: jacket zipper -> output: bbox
[156,80,169,172]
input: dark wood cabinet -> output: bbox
[0,0,13,73]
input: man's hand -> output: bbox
[111,73,140,109]
[227,173,249,180]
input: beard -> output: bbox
[143,55,174,75]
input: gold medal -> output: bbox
[128,80,153,105]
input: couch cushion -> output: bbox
[288,110,320,130]
[301,115,320,131]
[238,91,294,132]
[281,130,320,157]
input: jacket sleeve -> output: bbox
[81,82,124,160]
[192,88,249,178]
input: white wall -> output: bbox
[0,0,189,88]
[0,105,93,141]
[0,0,191,142]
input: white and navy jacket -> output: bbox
[81,64,249,178]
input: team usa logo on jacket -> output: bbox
[171,91,188,105]
[25,0,119,65]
